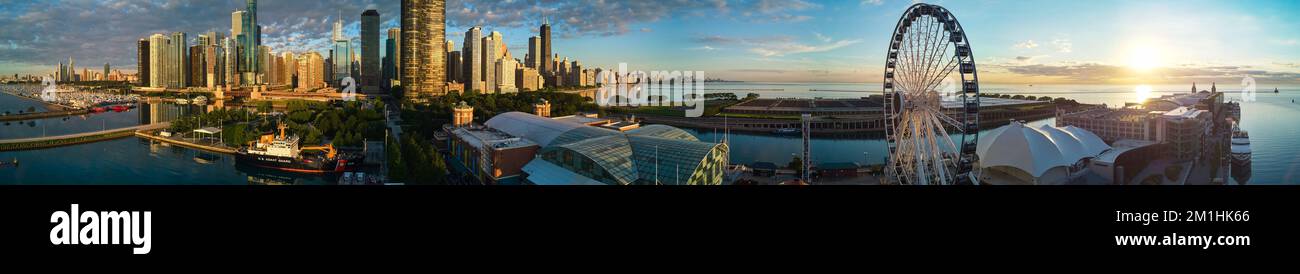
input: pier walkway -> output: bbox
[0,122,170,151]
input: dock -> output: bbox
[0,122,170,151]
[134,131,238,154]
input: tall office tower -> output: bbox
[481,34,497,93]
[297,52,325,90]
[540,20,552,77]
[527,36,540,69]
[57,63,63,82]
[444,40,454,84]
[189,45,204,87]
[383,36,396,86]
[137,39,149,85]
[447,51,461,85]
[462,26,482,92]
[360,9,381,89]
[241,0,260,84]
[387,28,400,82]
[204,45,219,89]
[148,34,168,88]
[331,14,352,86]
[495,58,517,93]
[68,56,76,82]
[351,52,361,80]
[281,52,296,85]
[259,45,271,84]
[400,0,447,97]
[170,32,188,88]
[222,37,238,87]
[103,63,110,81]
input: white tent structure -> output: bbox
[976,122,1110,185]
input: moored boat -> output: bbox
[235,123,364,174]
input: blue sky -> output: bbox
[2,0,1298,84]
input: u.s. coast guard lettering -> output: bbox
[49,204,152,254]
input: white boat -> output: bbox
[174,98,190,104]
[1230,129,1250,165]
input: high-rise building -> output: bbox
[482,34,497,93]
[103,63,110,81]
[148,34,168,88]
[517,67,541,91]
[297,51,325,90]
[137,39,150,86]
[259,45,271,84]
[189,45,204,87]
[496,57,517,93]
[401,0,447,97]
[281,52,296,86]
[170,32,188,88]
[241,0,260,85]
[540,20,552,77]
[387,28,400,83]
[447,51,461,85]
[527,36,541,69]
[445,40,455,85]
[204,45,220,89]
[462,26,482,92]
[222,37,238,87]
[361,9,381,89]
[383,35,396,87]
[331,14,352,86]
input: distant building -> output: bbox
[1058,88,1224,161]
[360,9,381,89]
[462,27,483,92]
[495,57,517,93]
[400,0,447,97]
[137,39,150,86]
[331,16,352,87]
[516,67,542,91]
[148,34,169,88]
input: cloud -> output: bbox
[694,34,860,57]
[689,46,721,51]
[861,0,885,6]
[998,62,1300,82]
[1051,38,1072,53]
[1014,40,1038,49]
[813,32,832,43]
[730,69,786,74]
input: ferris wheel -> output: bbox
[881,3,980,185]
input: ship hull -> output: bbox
[235,152,362,174]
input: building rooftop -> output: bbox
[451,126,538,150]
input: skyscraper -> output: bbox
[171,32,188,88]
[148,34,168,88]
[68,56,76,82]
[361,9,381,90]
[401,0,447,97]
[387,28,400,83]
[447,50,461,85]
[103,63,110,81]
[137,39,150,86]
[189,45,204,87]
[527,36,540,69]
[482,32,498,93]
[540,20,552,77]
[241,0,260,85]
[445,40,454,86]
[462,26,482,92]
[331,14,352,86]
[383,35,397,87]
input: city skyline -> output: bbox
[2,0,1299,85]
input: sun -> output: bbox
[1128,46,1161,71]
[1135,85,1153,102]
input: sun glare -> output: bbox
[1128,46,1161,71]
[1135,85,1153,102]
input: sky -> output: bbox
[1,0,1299,85]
